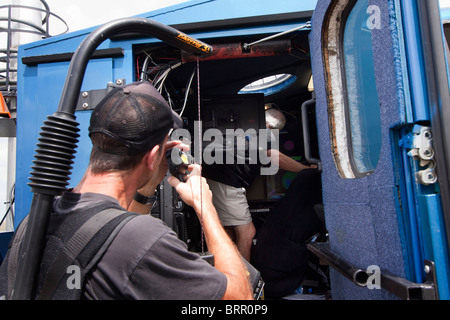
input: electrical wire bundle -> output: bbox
[139,53,197,117]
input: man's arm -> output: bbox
[168,165,253,300]
[268,148,316,172]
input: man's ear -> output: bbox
[145,144,162,172]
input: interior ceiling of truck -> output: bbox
[135,32,312,109]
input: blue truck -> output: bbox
[2,0,450,300]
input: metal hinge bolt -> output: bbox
[400,125,437,185]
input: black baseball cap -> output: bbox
[89,81,182,155]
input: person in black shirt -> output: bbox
[203,107,314,261]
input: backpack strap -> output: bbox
[6,215,29,299]
[36,207,135,300]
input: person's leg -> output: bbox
[233,221,256,261]
[207,179,255,259]
[224,226,236,242]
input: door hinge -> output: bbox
[399,125,437,185]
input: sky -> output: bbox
[43,0,188,34]
[442,0,450,8]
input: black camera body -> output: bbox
[166,148,195,181]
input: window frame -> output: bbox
[238,73,297,96]
[322,0,382,179]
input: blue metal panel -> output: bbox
[15,60,70,228]
[418,194,450,298]
[15,49,118,227]
[400,0,430,122]
[398,0,450,299]
[137,0,317,26]
[18,0,317,56]
[398,135,425,283]
[397,123,450,299]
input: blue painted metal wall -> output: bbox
[397,0,450,299]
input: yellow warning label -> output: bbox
[181,153,189,164]
[176,33,211,54]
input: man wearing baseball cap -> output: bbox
[0,81,252,300]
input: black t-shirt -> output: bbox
[54,192,227,300]
[202,129,275,188]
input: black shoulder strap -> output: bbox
[36,207,135,300]
[6,215,29,299]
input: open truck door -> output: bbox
[309,0,450,299]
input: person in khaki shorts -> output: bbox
[203,107,314,261]
[207,179,254,259]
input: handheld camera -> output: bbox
[166,148,195,181]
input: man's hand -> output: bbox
[168,164,253,300]
[167,164,212,215]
